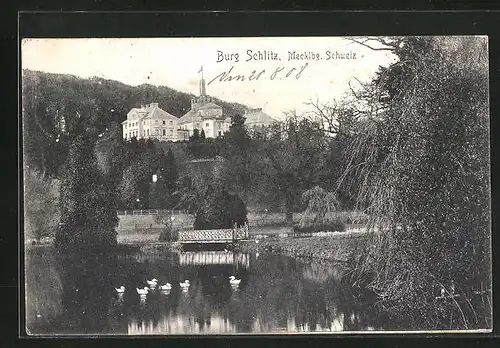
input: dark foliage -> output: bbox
[293,221,346,234]
[22,69,246,178]
[343,37,490,329]
[193,180,248,230]
[158,221,179,242]
[55,133,118,252]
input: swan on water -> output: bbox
[115,286,125,294]
[159,283,172,290]
[146,278,158,287]
[229,276,241,286]
[180,280,190,288]
[136,287,149,295]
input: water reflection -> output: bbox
[179,251,250,269]
[26,246,384,335]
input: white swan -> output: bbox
[229,276,241,286]
[136,287,149,296]
[146,278,158,287]
[115,286,125,294]
[180,280,190,289]
[159,283,172,290]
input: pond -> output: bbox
[25,245,389,335]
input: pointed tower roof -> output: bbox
[199,66,206,96]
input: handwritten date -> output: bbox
[207,63,309,85]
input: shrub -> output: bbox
[293,220,346,234]
[193,181,248,230]
[158,222,179,242]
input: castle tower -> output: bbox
[199,66,206,97]
[191,66,209,109]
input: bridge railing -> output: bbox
[179,229,233,242]
[178,226,249,242]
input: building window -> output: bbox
[218,131,222,136]
[163,121,166,125]
[206,122,209,127]
[147,129,149,136]
[170,121,173,124]
[170,129,173,135]
[163,129,166,136]
[155,120,158,124]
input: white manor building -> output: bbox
[122,70,277,142]
[177,72,232,141]
[244,108,278,130]
[121,102,179,141]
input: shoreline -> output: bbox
[233,234,372,265]
[25,230,373,266]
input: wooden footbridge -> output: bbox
[178,225,250,245]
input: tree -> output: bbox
[118,155,153,209]
[192,179,248,230]
[200,128,206,140]
[258,116,328,223]
[155,211,179,241]
[105,124,132,189]
[191,128,200,142]
[149,148,179,209]
[55,133,118,251]
[24,168,60,242]
[220,114,255,198]
[163,148,178,191]
[187,129,203,158]
[342,37,490,328]
[299,186,339,226]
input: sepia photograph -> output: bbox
[21,36,491,335]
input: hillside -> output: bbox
[22,69,249,177]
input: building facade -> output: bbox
[121,103,179,141]
[177,73,232,140]
[121,71,278,142]
[244,108,278,130]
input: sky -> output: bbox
[21,37,397,119]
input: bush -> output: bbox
[158,223,179,242]
[193,182,248,230]
[293,220,346,234]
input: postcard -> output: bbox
[22,36,492,335]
